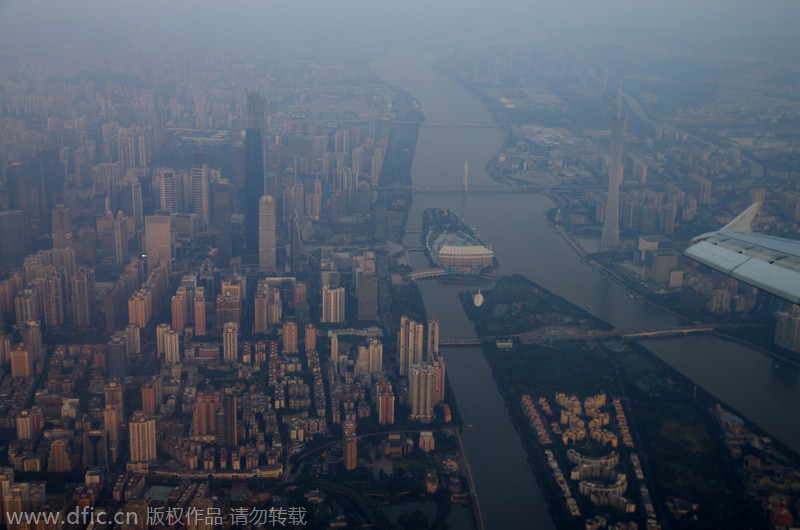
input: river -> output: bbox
[372,45,800,530]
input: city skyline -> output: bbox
[0,1,798,528]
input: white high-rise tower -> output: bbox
[601,85,626,249]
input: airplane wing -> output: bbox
[684,203,800,304]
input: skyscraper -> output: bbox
[305,323,316,352]
[71,267,95,327]
[10,345,32,378]
[354,344,371,377]
[51,205,72,249]
[409,364,435,422]
[0,211,29,272]
[21,321,42,361]
[36,147,64,235]
[254,281,271,334]
[191,156,210,231]
[330,333,339,369]
[322,286,345,323]
[192,392,220,437]
[432,358,446,405]
[357,273,378,321]
[367,338,383,374]
[216,293,240,334]
[247,92,267,135]
[194,287,206,336]
[171,286,189,334]
[376,381,394,425]
[217,392,238,448]
[107,336,126,380]
[258,195,276,273]
[83,429,110,468]
[5,162,31,226]
[129,415,157,463]
[398,316,424,376]
[245,128,264,252]
[104,405,121,443]
[427,317,439,361]
[601,86,627,249]
[211,178,233,265]
[48,439,71,472]
[41,269,66,329]
[15,289,40,328]
[112,212,127,265]
[126,323,141,355]
[128,289,151,328]
[775,304,800,353]
[164,330,180,364]
[141,383,156,416]
[289,213,302,275]
[343,420,357,471]
[156,323,170,357]
[231,142,246,214]
[144,215,171,271]
[119,178,143,229]
[104,382,125,421]
[282,321,298,353]
[159,170,177,213]
[223,322,238,363]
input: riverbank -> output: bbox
[429,53,800,374]
[548,211,800,370]
[373,42,800,528]
[479,338,778,528]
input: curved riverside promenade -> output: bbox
[456,426,486,530]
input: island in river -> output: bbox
[460,277,799,529]
[423,208,495,281]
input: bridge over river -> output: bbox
[438,325,716,347]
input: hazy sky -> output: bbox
[0,0,797,64]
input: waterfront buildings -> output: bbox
[775,305,800,353]
[398,316,424,377]
[409,364,435,423]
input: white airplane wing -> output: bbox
[684,203,800,304]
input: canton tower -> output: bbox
[601,85,627,249]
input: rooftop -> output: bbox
[438,244,494,257]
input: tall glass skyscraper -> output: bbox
[245,128,264,252]
[601,86,627,249]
